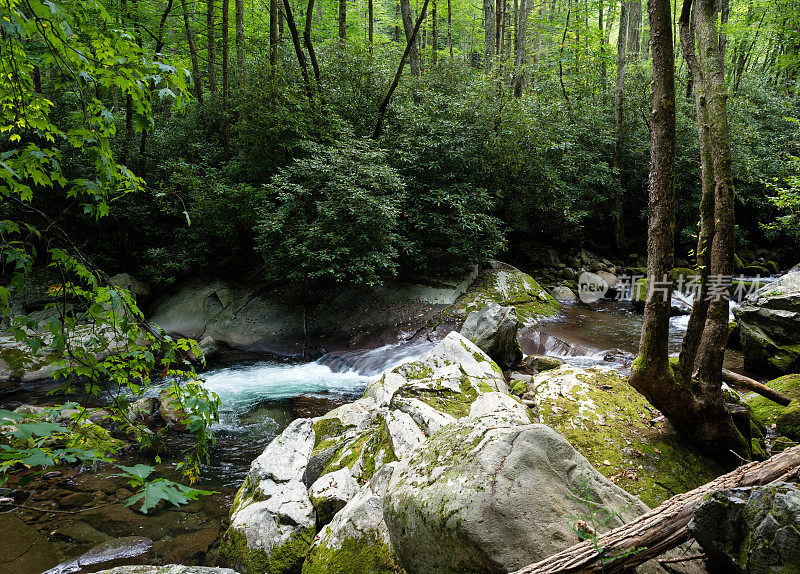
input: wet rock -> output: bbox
[688,483,800,574]
[44,536,153,574]
[110,273,150,302]
[155,527,220,565]
[383,421,650,573]
[745,374,800,429]
[157,389,186,429]
[94,567,237,574]
[517,354,565,374]
[53,521,112,546]
[197,336,218,360]
[460,303,522,369]
[0,515,61,573]
[561,267,576,281]
[550,285,577,303]
[734,272,800,375]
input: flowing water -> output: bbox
[0,299,752,571]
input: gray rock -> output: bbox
[550,286,577,303]
[44,536,153,574]
[733,272,800,375]
[383,421,650,573]
[460,303,522,369]
[688,483,800,574]
[94,568,237,574]
[561,267,577,281]
[110,273,150,301]
[596,271,618,290]
[197,336,219,361]
[309,468,361,526]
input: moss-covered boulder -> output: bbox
[744,374,800,427]
[383,421,651,573]
[734,272,800,375]
[776,400,800,441]
[530,365,723,507]
[688,483,800,574]
[450,261,561,325]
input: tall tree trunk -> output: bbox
[236,0,245,85]
[612,1,629,246]
[401,0,422,75]
[222,0,230,152]
[373,0,431,138]
[513,0,530,96]
[627,0,642,59]
[305,0,321,82]
[339,0,347,43]
[599,5,605,94]
[447,0,452,58]
[629,0,675,409]
[432,0,438,66]
[180,0,204,108]
[282,0,315,105]
[484,0,496,69]
[690,0,748,466]
[678,0,713,383]
[207,0,216,92]
[368,0,374,52]
[270,0,278,66]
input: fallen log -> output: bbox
[721,368,791,406]
[513,445,800,574]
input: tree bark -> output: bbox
[627,0,642,59]
[484,0,496,69]
[512,0,530,97]
[304,0,321,83]
[431,0,438,66]
[401,0,422,75]
[599,4,606,95]
[236,0,245,85]
[282,0,315,105]
[270,0,278,66]
[721,369,792,406]
[180,0,204,107]
[612,2,629,245]
[513,445,800,574]
[338,0,347,43]
[628,0,675,422]
[368,0,374,52]
[207,0,216,92]
[447,0,452,58]
[372,0,431,138]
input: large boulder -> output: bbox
[383,421,650,573]
[688,483,800,574]
[460,303,522,369]
[734,272,800,375]
[95,568,237,574]
[222,332,530,574]
[530,365,723,507]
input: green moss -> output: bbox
[220,526,315,574]
[745,374,800,426]
[537,368,723,506]
[302,533,403,574]
[776,400,800,441]
[393,362,434,381]
[0,346,60,377]
[360,417,397,481]
[510,380,528,397]
[312,418,347,453]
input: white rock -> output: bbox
[468,392,533,426]
[394,397,456,435]
[385,410,425,458]
[250,418,315,483]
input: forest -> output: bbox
[1,0,800,572]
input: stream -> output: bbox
[0,299,752,572]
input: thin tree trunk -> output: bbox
[282,0,315,105]
[447,0,452,58]
[368,0,374,52]
[627,0,642,59]
[339,0,347,42]
[270,0,278,66]
[513,0,530,96]
[222,0,229,152]
[432,0,438,66]
[180,0,204,107]
[599,4,606,95]
[513,445,800,574]
[484,0,496,69]
[207,0,216,92]
[401,0,422,75]
[612,2,629,245]
[372,0,432,138]
[629,0,675,422]
[236,0,245,85]
[305,0,321,82]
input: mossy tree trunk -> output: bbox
[632,0,748,470]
